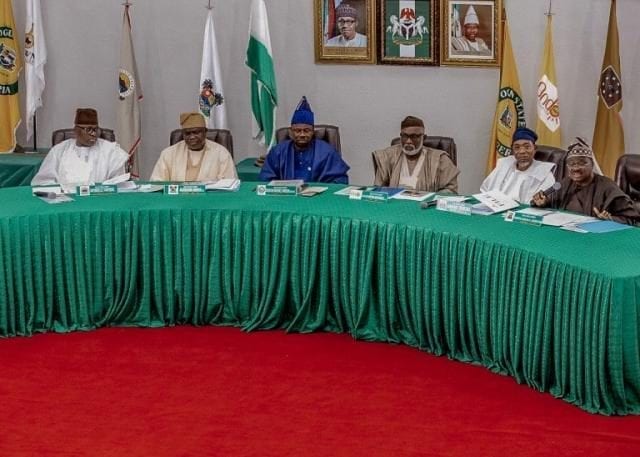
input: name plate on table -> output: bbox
[256,184,300,196]
[349,189,389,202]
[76,184,117,196]
[164,183,206,195]
[436,199,472,216]
[504,210,544,226]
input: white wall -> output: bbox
[11,0,640,193]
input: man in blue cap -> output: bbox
[480,126,555,203]
[259,97,349,183]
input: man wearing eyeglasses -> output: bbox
[480,127,555,203]
[373,116,459,193]
[149,112,236,182]
[31,108,129,187]
[325,3,367,47]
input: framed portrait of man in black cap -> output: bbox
[441,0,502,67]
[314,0,376,64]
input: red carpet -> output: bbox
[1,326,639,456]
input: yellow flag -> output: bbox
[486,14,526,174]
[592,0,624,178]
[535,14,561,147]
[0,0,22,153]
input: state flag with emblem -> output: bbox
[0,0,22,153]
[535,11,561,147]
[383,0,431,59]
[116,2,143,177]
[486,12,526,174]
[199,7,227,129]
[592,0,624,178]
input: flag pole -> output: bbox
[207,0,212,9]
[546,0,553,16]
[33,115,37,151]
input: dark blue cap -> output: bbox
[512,127,538,144]
[291,96,314,126]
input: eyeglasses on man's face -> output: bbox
[77,125,100,135]
[337,19,356,25]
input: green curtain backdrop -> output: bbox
[1,184,639,415]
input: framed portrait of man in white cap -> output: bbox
[314,0,376,64]
[441,0,502,66]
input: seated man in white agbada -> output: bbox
[150,112,237,182]
[480,127,555,203]
[31,108,129,186]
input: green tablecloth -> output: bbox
[0,153,45,187]
[236,157,261,181]
[1,183,639,415]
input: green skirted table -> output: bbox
[0,153,46,187]
[235,157,261,181]
[1,183,639,415]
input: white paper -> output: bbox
[392,190,435,202]
[515,207,554,216]
[436,195,469,203]
[472,191,519,213]
[206,178,241,191]
[334,186,367,196]
[102,173,131,185]
[137,184,164,193]
[542,212,597,227]
[299,186,328,197]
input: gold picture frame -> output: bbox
[441,0,502,67]
[314,0,376,64]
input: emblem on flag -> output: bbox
[387,8,428,46]
[24,25,34,63]
[599,65,622,109]
[199,78,223,118]
[0,42,17,71]
[118,69,135,100]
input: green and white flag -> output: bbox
[246,0,278,148]
[384,0,431,58]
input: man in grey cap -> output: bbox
[531,137,639,225]
[31,108,129,187]
[325,3,367,47]
[150,112,236,181]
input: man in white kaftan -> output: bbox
[31,108,129,187]
[451,5,492,56]
[150,112,237,182]
[481,127,555,203]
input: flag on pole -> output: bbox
[535,12,561,147]
[24,0,46,144]
[199,8,226,129]
[592,0,624,178]
[246,0,278,148]
[486,12,526,174]
[0,0,22,153]
[116,3,143,177]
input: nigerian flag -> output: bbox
[384,0,431,58]
[246,0,278,148]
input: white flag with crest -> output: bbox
[24,0,46,142]
[199,8,227,129]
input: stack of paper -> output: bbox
[206,178,241,191]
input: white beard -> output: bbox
[402,143,421,157]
